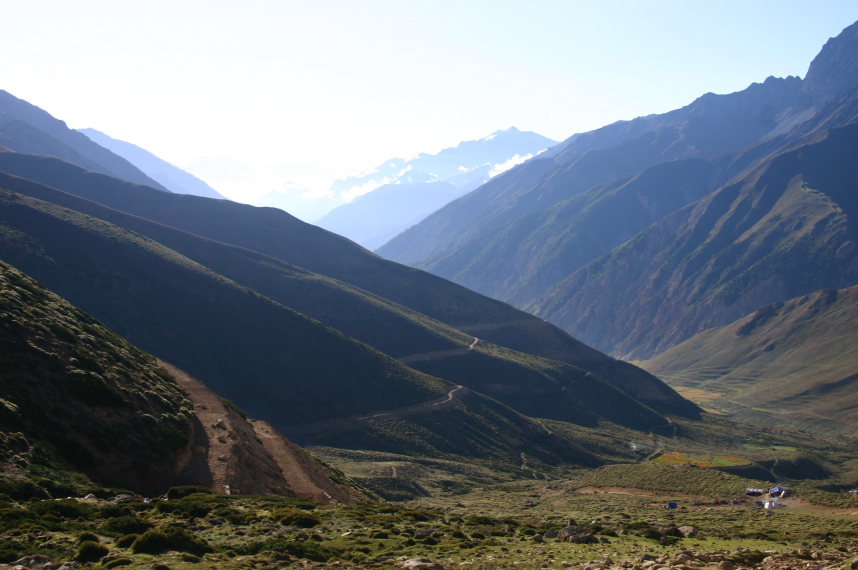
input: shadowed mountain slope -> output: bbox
[0,183,614,469]
[643,285,858,437]
[0,188,451,428]
[79,128,228,199]
[0,90,166,190]
[378,74,806,271]
[0,259,372,500]
[0,259,193,493]
[0,161,688,431]
[0,151,696,419]
[533,123,858,358]
[379,20,858,362]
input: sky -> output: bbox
[3,0,858,219]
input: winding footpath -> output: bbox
[287,384,468,444]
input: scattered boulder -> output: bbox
[557,522,597,544]
[677,525,696,537]
[9,555,53,568]
[398,558,444,570]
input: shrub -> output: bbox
[31,499,93,520]
[77,531,100,543]
[156,494,223,518]
[101,515,151,535]
[236,539,338,562]
[0,543,24,564]
[131,527,212,556]
[0,477,46,500]
[400,509,435,521]
[165,486,212,500]
[75,540,109,562]
[115,534,139,548]
[0,508,38,531]
[276,508,321,528]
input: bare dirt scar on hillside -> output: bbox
[158,359,233,492]
[249,419,338,503]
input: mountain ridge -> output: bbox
[0,90,167,191]
[79,128,228,199]
[378,19,858,362]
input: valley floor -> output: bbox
[2,472,858,570]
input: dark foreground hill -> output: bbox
[0,259,192,493]
[0,259,371,500]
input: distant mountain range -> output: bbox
[263,127,556,248]
[379,20,858,367]
[0,90,166,191]
[79,128,228,199]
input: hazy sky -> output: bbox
[3,1,858,212]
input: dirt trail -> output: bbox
[399,337,480,364]
[250,419,357,503]
[778,497,858,516]
[288,384,468,444]
[160,360,242,494]
[161,360,356,502]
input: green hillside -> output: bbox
[644,285,858,436]
[0,259,192,493]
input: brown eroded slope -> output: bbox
[250,420,367,504]
[162,360,365,502]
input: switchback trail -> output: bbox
[287,384,468,444]
[398,337,480,364]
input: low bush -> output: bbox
[75,540,109,562]
[30,499,93,520]
[155,494,224,518]
[77,531,100,543]
[101,515,151,535]
[236,538,339,562]
[131,527,212,556]
[275,508,321,528]
[0,477,46,500]
[165,485,212,500]
[114,534,139,548]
